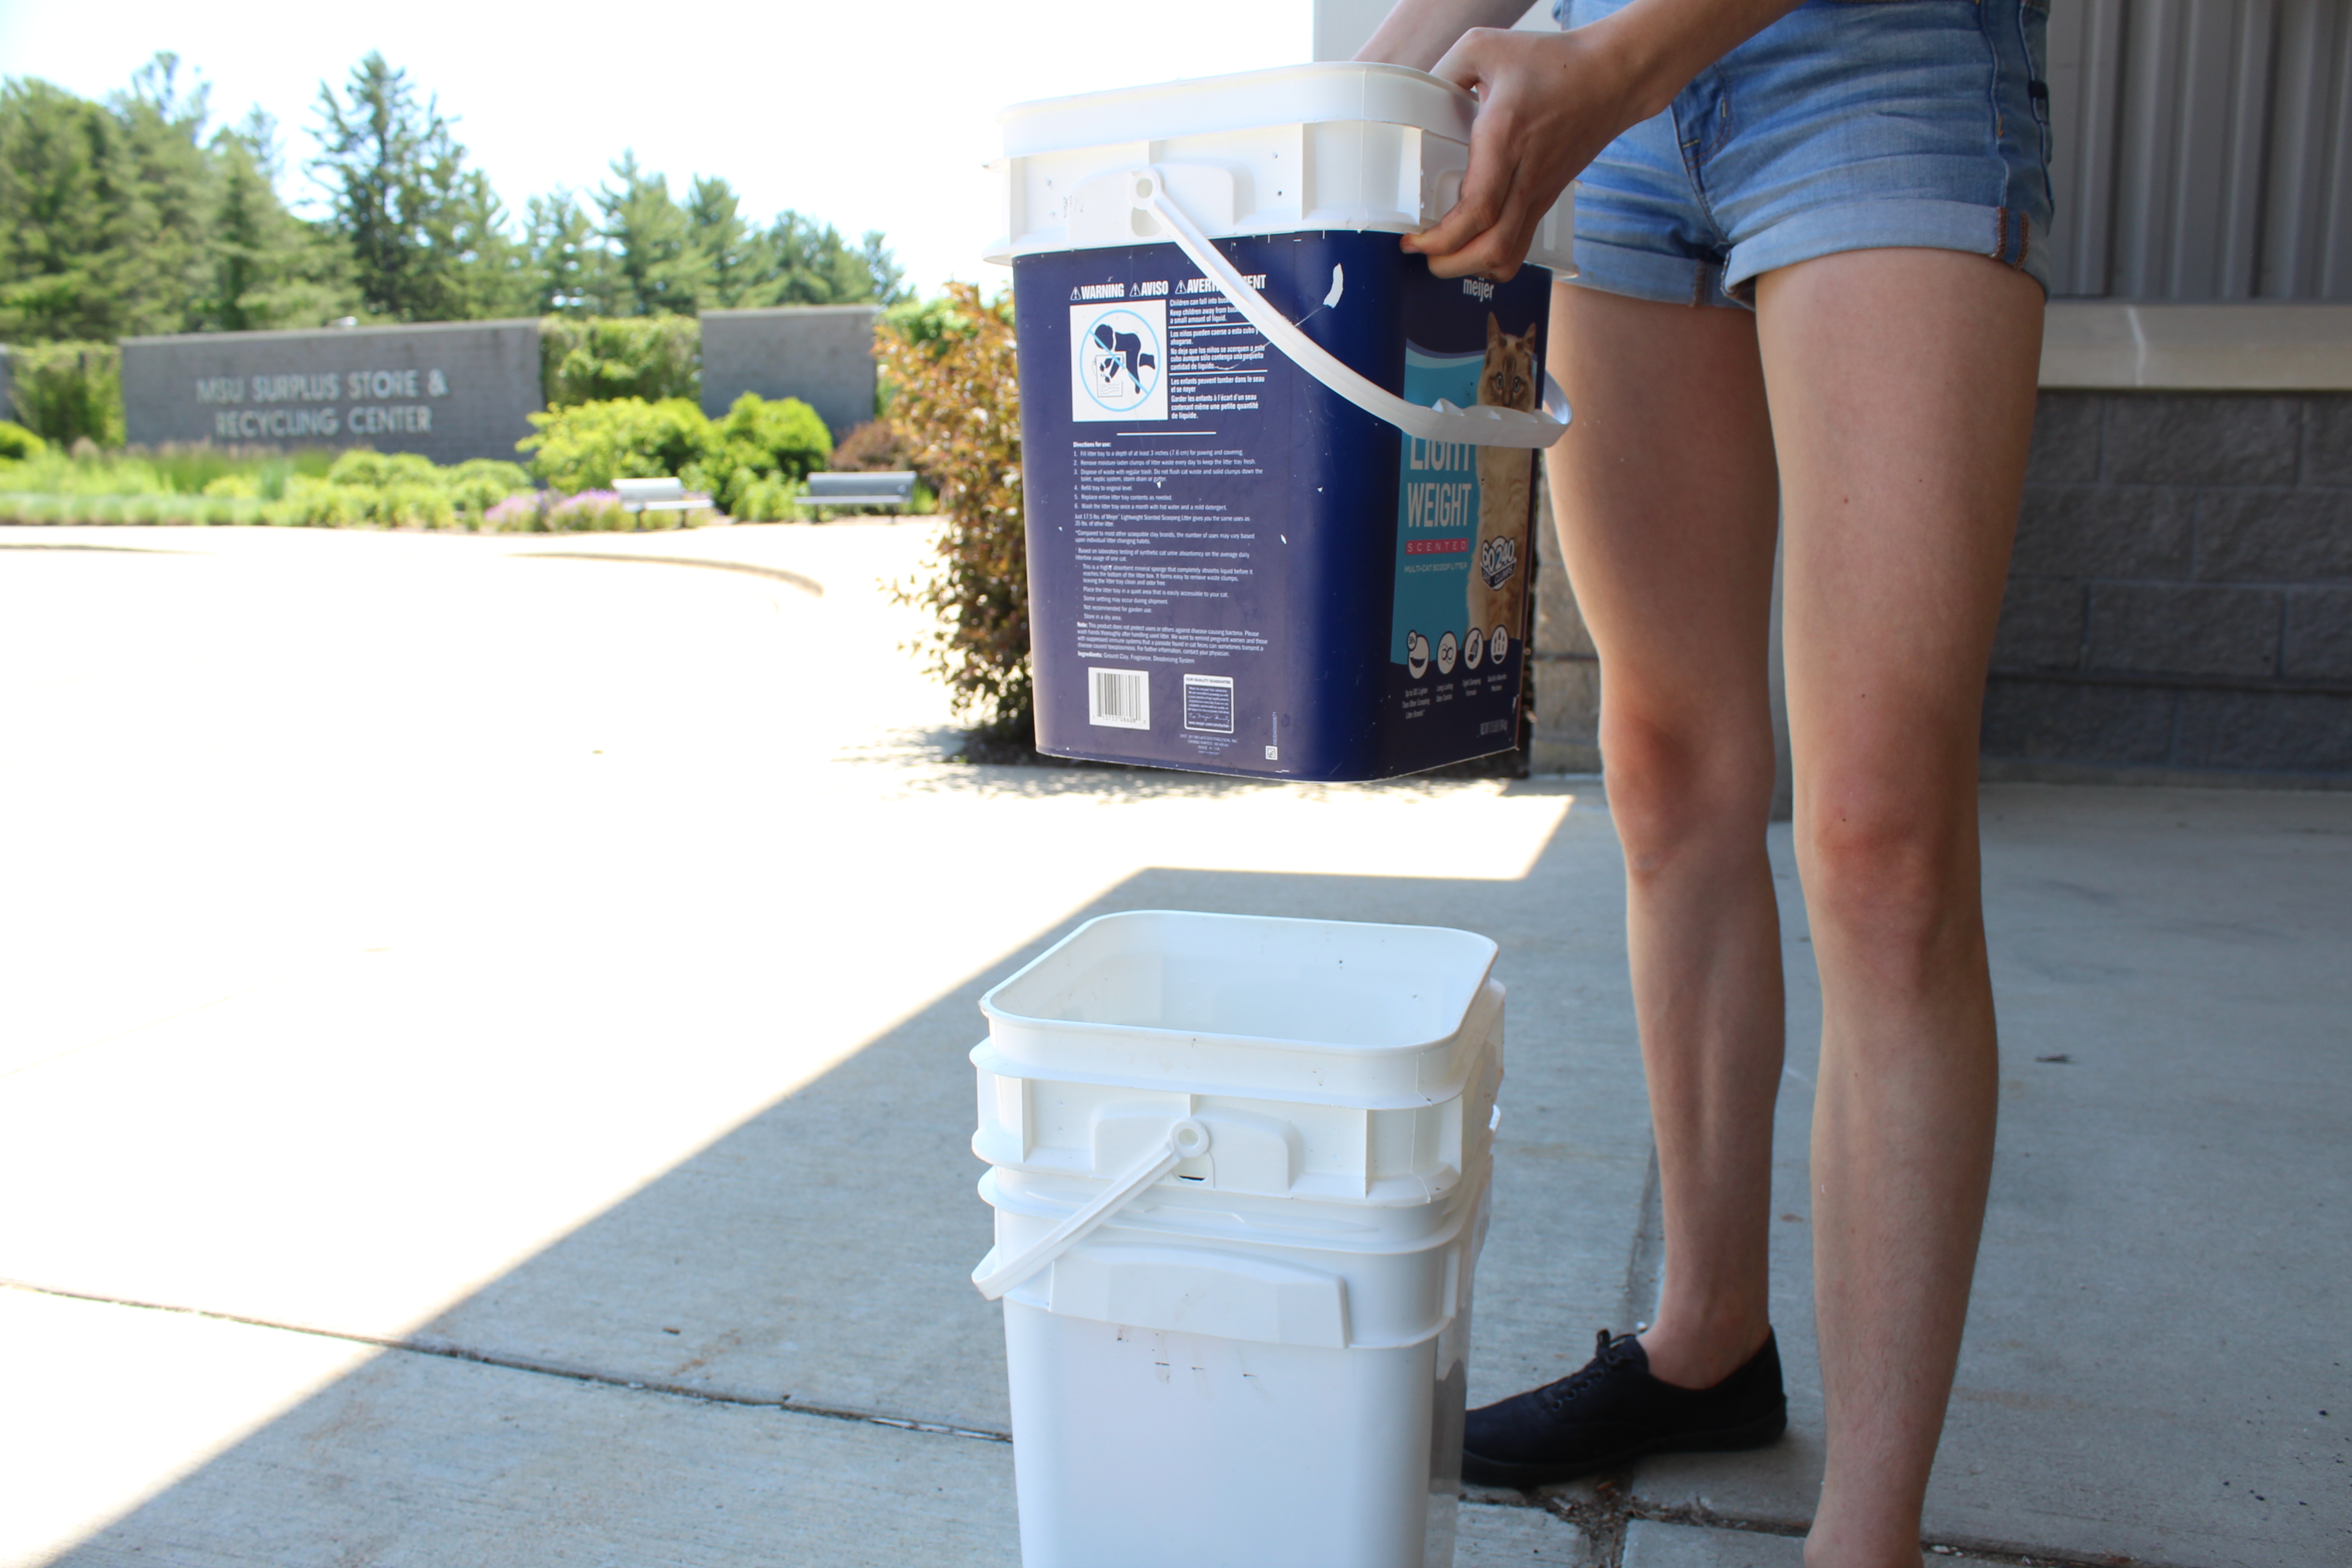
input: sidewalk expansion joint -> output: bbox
[0,1278,2156,1566]
[1468,1482,2148,1568]
[0,1277,1009,1446]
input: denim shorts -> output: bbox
[1553,0,2055,307]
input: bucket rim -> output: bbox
[997,60,1476,154]
[979,909,1500,1058]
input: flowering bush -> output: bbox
[548,490,628,531]
[476,487,688,533]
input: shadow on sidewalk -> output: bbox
[48,782,1656,1564]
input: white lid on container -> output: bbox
[999,62,1476,157]
[980,910,1500,1105]
[988,61,1575,270]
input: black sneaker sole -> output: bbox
[1460,1404,1788,1490]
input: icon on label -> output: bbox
[1490,624,1510,662]
[1406,631,1430,680]
[1069,301,1169,421]
[1463,627,1484,670]
[1436,631,1458,675]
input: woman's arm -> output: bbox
[1357,0,1804,279]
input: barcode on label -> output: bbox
[1088,667,1150,729]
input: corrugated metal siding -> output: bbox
[2046,0,2352,299]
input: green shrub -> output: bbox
[0,493,66,524]
[877,283,1028,737]
[377,482,455,529]
[0,439,532,530]
[0,421,45,461]
[282,477,360,527]
[541,315,701,407]
[518,396,710,492]
[704,392,829,512]
[5,343,124,447]
[137,442,304,495]
[443,458,534,516]
[729,472,804,522]
[324,450,432,489]
[714,392,830,478]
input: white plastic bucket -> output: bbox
[970,911,1505,1568]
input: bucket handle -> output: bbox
[1127,168,1571,451]
[971,1117,1213,1301]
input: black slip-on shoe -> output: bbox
[1461,1327,1787,1488]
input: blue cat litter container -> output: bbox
[989,64,1574,781]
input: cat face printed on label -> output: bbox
[1466,315,1542,653]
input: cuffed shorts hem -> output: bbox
[1723,198,2052,299]
[1567,200,2053,311]
[1564,235,1731,309]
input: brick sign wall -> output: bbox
[120,320,542,466]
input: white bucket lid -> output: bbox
[988,61,1575,271]
[999,62,1476,157]
[980,910,1499,1104]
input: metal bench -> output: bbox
[798,471,918,510]
[612,476,713,518]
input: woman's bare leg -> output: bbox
[1544,279,1787,1390]
[1754,249,2043,1565]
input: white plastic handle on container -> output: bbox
[971,1117,1213,1301]
[1127,168,1570,450]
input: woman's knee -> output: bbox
[1599,703,1775,876]
[1795,766,1978,956]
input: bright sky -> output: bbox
[0,0,1341,298]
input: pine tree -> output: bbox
[597,153,709,317]
[205,109,349,332]
[524,190,609,316]
[858,231,910,305]
[309,52,517,323]
[687,175,761,309]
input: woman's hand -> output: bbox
[1373,0,1803,280]
[1402,25,1645,280]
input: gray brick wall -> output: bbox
[1529,471,1601,774]
[1536,390,2352,787]
[1985,392,2352,782]
[699,307,879,440]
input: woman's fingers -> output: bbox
[1422,110,1542,279]
[1405,31,1513,260]
[1405,27,1628,278]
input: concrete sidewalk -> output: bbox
[0,522,2343,1567]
